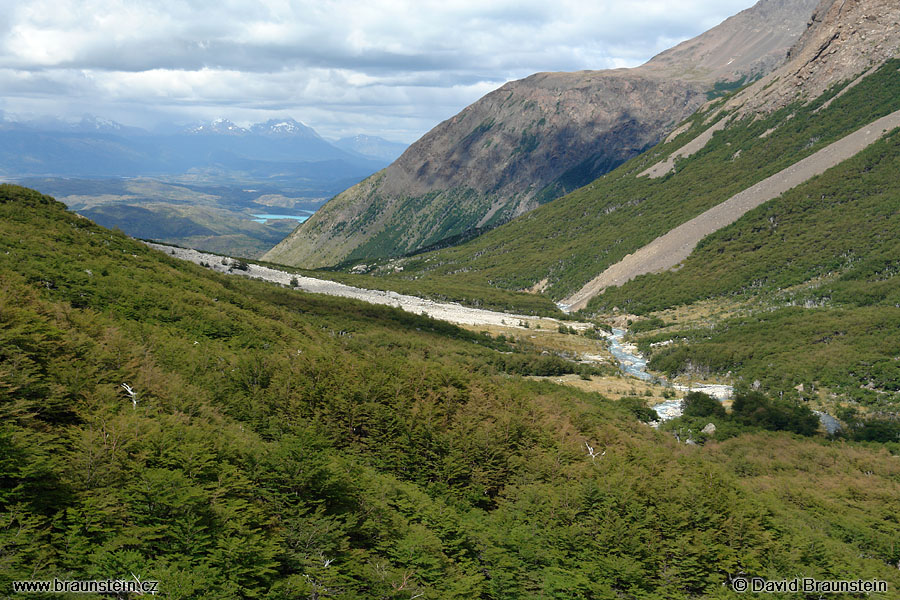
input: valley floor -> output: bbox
[150,241,738,416]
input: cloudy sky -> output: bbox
[0,0,757,142]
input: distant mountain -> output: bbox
[0,115,392,257]
[264,0,822,269]
[251,118,324,139]
[0,115,387,179]
[185,117,325,139]
[160,118,355,165]
[0,121,164,177]
[334,134,408,161]
[187,118,249,135]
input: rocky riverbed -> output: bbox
[147,242,591,331]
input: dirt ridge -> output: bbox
[149,242,590,330]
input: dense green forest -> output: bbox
[3,184,900,598]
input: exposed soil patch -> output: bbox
[639,117,729,178]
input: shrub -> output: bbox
[682,391,726,418]
[619,396,658,423]
[852,418,900,443]
[629,317,668,334]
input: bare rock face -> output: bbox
[641,0,816,82]
[382,71,701,204]
[265,0,821,269]
[722,0,900,115]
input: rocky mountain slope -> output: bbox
[721,0,900,116]
[381,0,899,298]
[265,0,821,268]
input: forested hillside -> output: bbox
[589,125,900,409]
[3,184,900,598]
[309,54,900,417]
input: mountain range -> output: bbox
[0,116,406,178]
[0,116,408,257]
[264,0,822,268]
[267,0,899,415]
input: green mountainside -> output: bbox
[597,125,900,411]
[336,56,900,413]
[5,3,900,597]
[387,59,900,300]
[4,184,900,598]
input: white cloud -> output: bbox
[0,0,758,141]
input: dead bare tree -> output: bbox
[584,441,606,462]
[121,383,137,409]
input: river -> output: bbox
[607,329,840,433]
[150,241,839,432]
[606,328,733,421]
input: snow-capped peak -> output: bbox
[79,115,122,130]
[189,118,248,135]
[250,118,321,139]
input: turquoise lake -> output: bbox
[251,214,311,224]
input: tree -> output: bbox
[731,391,818,435]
